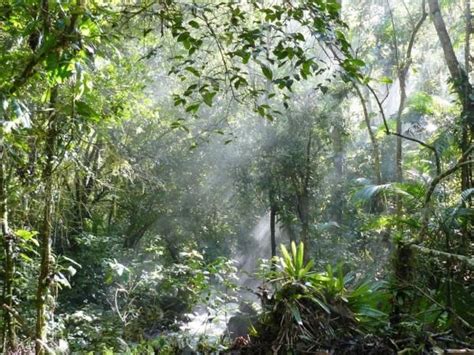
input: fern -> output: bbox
[460,188,474,203]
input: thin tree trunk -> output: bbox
[0,144,16,352]
[107,196,116,232]
[35,87,58,355]
[299,196,310,262]
[444,227,453,312]
[298,131,313,262]
[389,0,427,211]
[465,0,471,75]
[460,0,473,243]
[331,123,344,224]
[353,83,382,185]
[395,77,404,185]
[270,205,277,261]
[462,0,473,203]
[286,224,296,243]
[387,0,427,327]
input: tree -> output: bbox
[428,0,473,195]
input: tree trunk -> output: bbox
[462,0,473,201]
[285,223,296,244]
[390,241,413,327]
[389,0,427,211]
[353,83,382,185]
[0,144,16,352]
[299,196,310,262]
[123,221,155,249]
[69,135,99,247]
[35,87,58,355]
[388,1,427,328]
[464,0,471,75]
[428,0,473,195]
[270,205,277,261]
[395,75,405,184]
[331,123,344,224]
[297,131,313,262]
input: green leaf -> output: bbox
[301,60,312,79]
[310,296,331,314]
[61,256,82,268]
[20,253,33,263]
[76,101,99,120]
[280,244,292,269]
[289,304,303,325]
[351,58,365,67]
[202,91,216,107]
[353,183,411,203]
[300,259,314,277]
[242,52,251,64]
[291,241,297,261]
[177,31,190,42]
[379,76,393,84]
[188,20,200,29]
[356,305,387,319]
[185,66,200,77]
[296,242,304,270]
[185,103,200,113]
[261,65,273,80]
[15,229,38,240]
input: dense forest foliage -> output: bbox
[0,0,473,354]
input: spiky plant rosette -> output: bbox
[247,242,392,353]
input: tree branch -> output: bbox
[366,83,441,175]
[419,145,474,240]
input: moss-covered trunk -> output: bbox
[35,88,58,355]
[0,144,16,352]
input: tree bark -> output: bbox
[331,122,344,224]
[428,0,474,195]
[297,131,313,262]
[0,143,16,352]
[270,205,277,261]
[353,83,382,185]
[465,0,472,75]
[389,0,427,209]
[428,0,467,84]
[387,0,427,328]
[35,87,58,355]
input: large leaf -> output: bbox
[353,183,411,203]
[461,188,474,203]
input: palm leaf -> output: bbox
[461,188,474,203]
[353,182,414,205]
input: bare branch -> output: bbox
[419,145,474,240]
[366,83,441,175]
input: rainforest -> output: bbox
[0,0,473,354]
